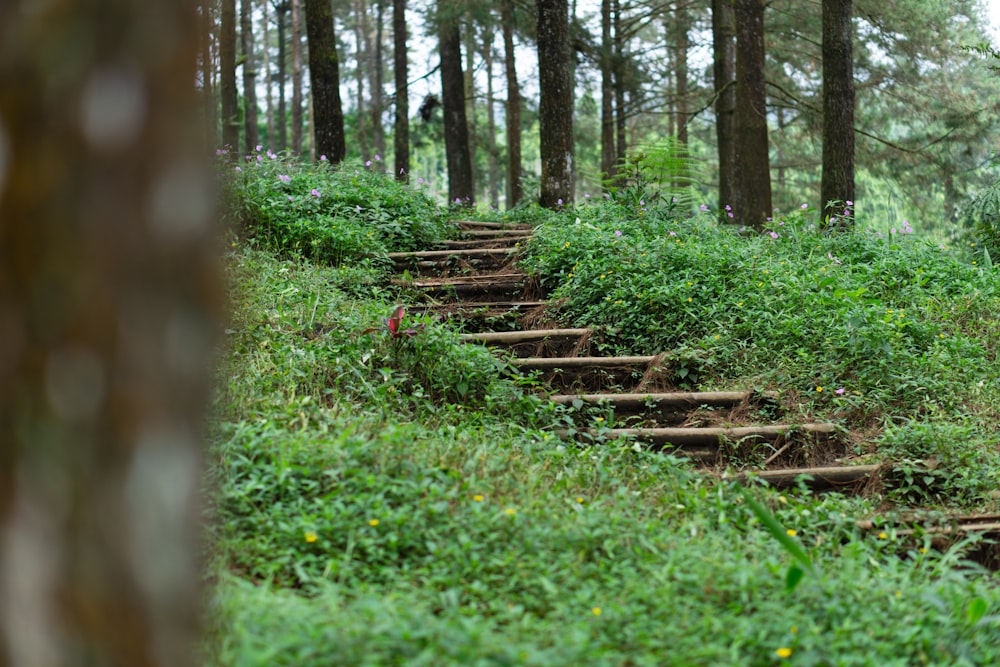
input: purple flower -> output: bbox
[215,148,225,156]
[669,231,677,237]
[614,230,622,237]
[256,155,263,163]
[779,221,785,226]
[374,154,381,161]
[279,174,291,183]
[800,203,808,209]
[768,231,779,239]
[891,228,897,234]
[311,189,321,197]
[835,388,846,395]
[455,198,461,204]
[766,217,773,222]
[417,177,424,185]
[846,200,853,206]
[287,196,294,202]
[365,160,372,167]
[827,252,841,265]
[558,198,564,206]
[255,144,263,152]
[320,154,328,161]
[700,204,708,212]
[672,197,678,203]
[235,166,242,172]
[727,212,734,218]
[639,199,644,206]
[584,193,591,199]
[355,205,362,212]
[267,150,276,159]
[725,204,732,211]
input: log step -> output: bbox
[458,220,533,231]
[459,328,591,345]
[550,391,776,411]
[393,273,527,301]
[439,237,528,250]
[387,248,516,261]
[737,464,880,490]
[460,229,534,240]
[512,355,657,371]
[562,423,836,449]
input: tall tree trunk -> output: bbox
[372,0,387,158]
[439,7,474,205]
[673,6,689,196]
[291,0,304,155]
[538,0,575,208]
[464,19,478,197]
[600,0,616,182]
[0,1,221,664]
[821,0,855,226]
[354,0,369,157]
[201,1,217,146]
[501,0,523,207]
[305,0,347,161]
[241,0,261,153]
[393,0,410,180]
[733,0,771,229]
[275,0,289,152]
[712,0,737,214]
[612,0,627,178]
[484,33,500,210]
[263,0,276,149]
[221,0,240,153]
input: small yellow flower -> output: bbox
[786,529,797,537]
[576,497,584,503]
[369,519,380,527]
[686,297,693,303]
[592,607,602,616]
[816,386,823,392]
[919,547,928,554]
[304,531,318,543]
[595,416,605,423]
[878,532,887,539]
[473,494,484,502]
[505,508,516,516]
[776,647,792,659]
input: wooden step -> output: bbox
[457,220,533,231]
[439,237,528,250]
[460,229,533,239]
[460,328,590,345]
[564,423,836,449]
[393,273,527,301]
[512,355,657,371]
[387,248,516,262]
[737,464,880,490]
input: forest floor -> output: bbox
[205,159,1000,665]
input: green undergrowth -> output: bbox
[209,239,1000,666]
[223,151,454,267]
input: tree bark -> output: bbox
[600,0,616,182]
[305,0,347,162]
[262,0,276,148]
[393,0,410,180]
[275,0,289,152]
[201,1,217,146]
[484,32,500,210]
[291,0,304,155]
[501,0,523,207]
[537,0,575,208]
[354,0,369,157]
[241,0,260,154]
[372,0,387,159]
[712,0,737,215]
[612,0,627,179]
[733,0,771,229]
[0,1,221,664]
[821,0,855,227]
[439,6,474,205]
[221,0,240,153]
[464,18,478,197]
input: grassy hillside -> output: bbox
[206,161,1000,666]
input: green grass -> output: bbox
[207,165,1000,666]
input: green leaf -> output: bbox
[785,565,805,593]
[967,597,988,624]
[984,248,993,270]
[740,485,816,576]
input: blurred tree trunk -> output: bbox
[464,19,478,197]
[262,0,276,148]
[821,0,855,226]
[600,0,616,182]
[372,0,387,159]
[241,0,261,153]
[537,0,575,208]
[501,0,523,208]
[305,0,347,162]
[734,0,771,229]
[221,0,240,153]
[274,0,289,152]
[439,5,474,206]
[291,0,304,155]
[673,5,689,196]
[712,0,736,215]
[393,0,410,180]
[0,1,221,665]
